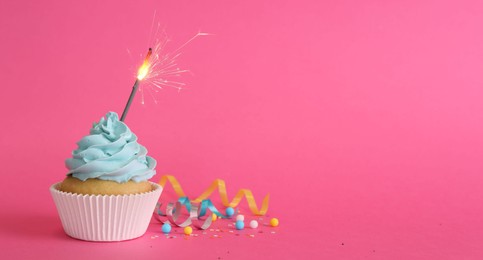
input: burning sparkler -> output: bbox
[120,29,210,122]
[120,48,153,121]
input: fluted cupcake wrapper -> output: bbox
[50,182,162,242]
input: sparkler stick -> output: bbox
[120,48,153,122]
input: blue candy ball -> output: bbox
[162,223,172,234]
[225,207,235,217]
[235,220,244,230]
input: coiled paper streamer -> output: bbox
[158,175,270,215]
[155,197,233,229]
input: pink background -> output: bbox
[1,0,483,259]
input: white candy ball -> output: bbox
[249,220,258,229]
[236,214,244,221]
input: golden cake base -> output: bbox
[59,176,153,196]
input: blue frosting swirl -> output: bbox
[65,112,156,183]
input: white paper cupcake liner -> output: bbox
[50,182,162,242]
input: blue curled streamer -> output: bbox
[156,197,233,218]
[154,197,238,229]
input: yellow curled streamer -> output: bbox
[158,175,270,215]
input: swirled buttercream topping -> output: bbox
[65,112,156,183]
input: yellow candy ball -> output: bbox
[212,213,217,222]
[270,218,279,227]
[184,226,193,235]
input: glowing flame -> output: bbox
[137,48,153,80]
[132,30,210,105]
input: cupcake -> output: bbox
[50,112,162,241]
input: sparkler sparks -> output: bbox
[120,22,210,121]
[137,27,211,105]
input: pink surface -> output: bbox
[1,0,483,259]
